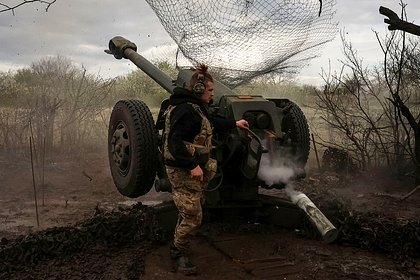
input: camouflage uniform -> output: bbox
[164,103,216,252]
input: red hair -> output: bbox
[189,63,213,91]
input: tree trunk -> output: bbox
[45,108,56,156]
[415,128,420,185]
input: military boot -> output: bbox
[169,244,197,276]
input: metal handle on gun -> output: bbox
[243,127,268,153]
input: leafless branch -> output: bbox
[0,0,56,15]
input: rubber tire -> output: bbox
[108,100,157,198]
[281,101,310,167]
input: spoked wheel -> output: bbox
[108,100,157,198]
[263,99,310,178]
[279,101,310,176]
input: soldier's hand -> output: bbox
[190,165,204,181]
[236,119,249,129]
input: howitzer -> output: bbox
[106,36,337,243]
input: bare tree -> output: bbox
[27,56,115,153]
[313,31,398,170]
[0,72,28,153]
[0,0,56,15]
[378,3,420,184]
[0,56,114,157]
[313,3,420,183]
[14,68,61,156]
[313,27,420,178]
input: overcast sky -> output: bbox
[0,0,419,86]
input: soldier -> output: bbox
[163,64,248,275]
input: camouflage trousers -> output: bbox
[166,167,205,252]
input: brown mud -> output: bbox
[0,153,419,279]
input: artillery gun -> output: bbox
[106,36,337,243]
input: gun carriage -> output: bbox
[106,36,337,243]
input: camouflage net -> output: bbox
[322,147,358,173]
[297,176,420,267]
[0,203,160,273]
[145,0,338,87]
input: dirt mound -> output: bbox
[0,203,159,274]
[1,188,419,278]
[1,155,419,279]
[295,173,420,265]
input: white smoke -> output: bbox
[257,137,299,186]
[257,153,295,185]
[257,138,304,203]
[285,183,303,204]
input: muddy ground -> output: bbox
[0,152,419,279]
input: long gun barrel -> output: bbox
[105,36,175,94]
[106,36,236,104]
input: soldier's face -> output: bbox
[201,81,214,104]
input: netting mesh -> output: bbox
[145,0,337,87]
